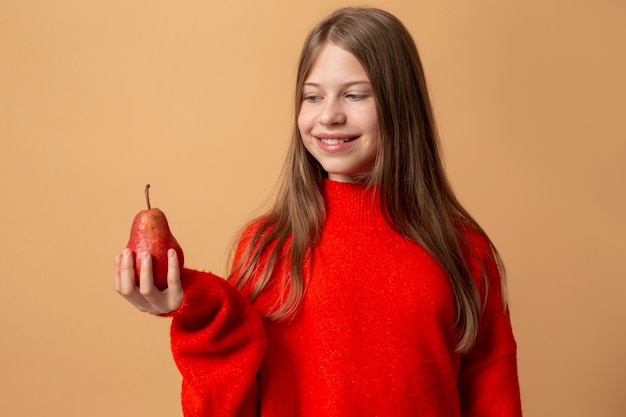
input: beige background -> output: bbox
[1,0,624,416]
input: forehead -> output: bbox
[304,43,370,84]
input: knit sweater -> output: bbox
[166,179,522,417]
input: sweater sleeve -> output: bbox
[457,233,523,417]
[164,268,267,417]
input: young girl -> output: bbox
[115,7,522,417]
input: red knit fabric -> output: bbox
[165,179,522,416]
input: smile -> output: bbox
[318,137,359,144]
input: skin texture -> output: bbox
[298,43,379,183]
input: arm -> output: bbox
[166,268,267,417]
[457,235,523,417]
[114,249,267,417]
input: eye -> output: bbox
[346,93,367,101]
[303,94,322,103]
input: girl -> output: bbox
[115,7,522,417]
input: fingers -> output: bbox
[167,248,180,286]
[138,250,155,297]
[115,249,149,312]
[114,248,183,315]
[165,249,184,312]
[116,249,137,297]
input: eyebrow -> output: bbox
[303,80,371,88]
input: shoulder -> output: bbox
[232,216,287,265]
[455,221,494,262]
[234,216,275,249]
[240,216,281,239]
[454,221,504,293]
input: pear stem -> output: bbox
[145,184,151,210]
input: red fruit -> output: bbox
[126,184,184,290]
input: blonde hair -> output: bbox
[230,7,506,353]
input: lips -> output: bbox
[319,137,359,145]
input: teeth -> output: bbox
[320,138,353,144]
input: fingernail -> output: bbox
[123,248,131,258]
[141,251,149,260]
[168,249,175,258]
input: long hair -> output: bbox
[230,7,506,353]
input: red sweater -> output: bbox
[166,179,522,416]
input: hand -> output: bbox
[114,248,184,315]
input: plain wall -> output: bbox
[1,0,624,416]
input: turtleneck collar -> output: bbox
[320,178,385,225]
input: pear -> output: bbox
[126,184,184,290]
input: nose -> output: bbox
[318,98,346,126]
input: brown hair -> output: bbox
[230,7,506,353]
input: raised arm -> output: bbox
[114,248,267,417]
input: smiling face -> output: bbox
[298,43,379,183]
